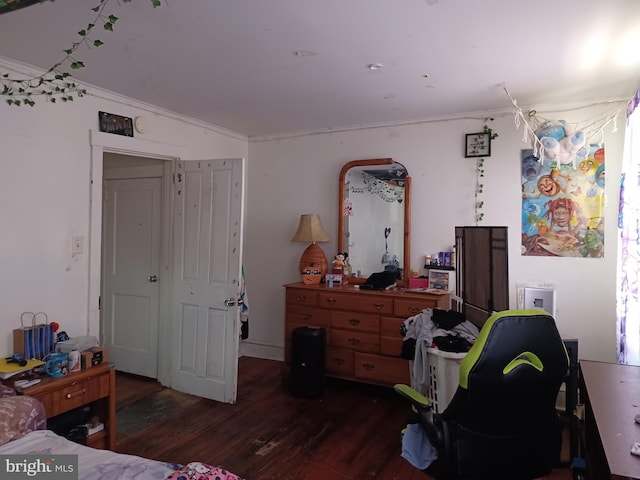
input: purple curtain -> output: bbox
[617,90,640,364]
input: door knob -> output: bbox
[224,298,236,307]
[148,275,158,283]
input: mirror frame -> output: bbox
[338,158,411,286]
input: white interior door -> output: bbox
[103,177,162,377]
[172,158,244,403]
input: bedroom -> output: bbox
[0,0,638,477]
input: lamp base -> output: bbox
[299,243,328,277]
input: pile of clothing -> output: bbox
[400,308,479,394]
[399,307,480,470]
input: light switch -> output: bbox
[72,236,84,254]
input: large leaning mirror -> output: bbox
[338,158,411,285]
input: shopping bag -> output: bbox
[13,311,56,360]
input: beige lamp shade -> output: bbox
[291,214,330,276]
[291,214,330,243]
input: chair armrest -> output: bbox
[394,384,445,448]
[394,384,430,410]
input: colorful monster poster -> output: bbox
[521,145,605,257]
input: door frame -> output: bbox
[89,130,182,386]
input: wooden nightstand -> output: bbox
[16,363,116,450]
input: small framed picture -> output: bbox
[98,111,134,137]
[465,132,491,158]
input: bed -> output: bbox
[0,386,244,480]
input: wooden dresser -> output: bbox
[17,363,116,450]
[284,282,449,386]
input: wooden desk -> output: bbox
[580,360,640,479]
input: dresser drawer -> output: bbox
[354,352,411,385]
[286,288,319,307]
[381,336,403,357]
[286,305,329,326]
[87,434,108,450]
[381,316,404,356]
[330,311,380,333]
[44,374,110,417]
[325,347,354,377]
[319,292,392,314]
[394,297,439,318]
[330,329,379,353]
[381,316,404,337]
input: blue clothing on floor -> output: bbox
[401,423,438,470]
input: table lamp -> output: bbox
[291,214,330,277]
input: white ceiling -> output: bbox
[1,0,639,138]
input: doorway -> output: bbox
[89,131,245,403]
[101,153,171,379]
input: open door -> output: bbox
[455,226,509,328]
[171,158,245,404]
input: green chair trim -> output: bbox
[458,309,554,390]
[503,351,544,374]
[394,383,430,408]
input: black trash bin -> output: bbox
[290,326,326,398]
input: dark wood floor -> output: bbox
[114,357,574,480]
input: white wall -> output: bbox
[0,58,248,356]
[1,56,624,366]
[243,108,625,364]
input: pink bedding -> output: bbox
[0,391,245,480]
[166,462,245,480]
[0,393,47,446]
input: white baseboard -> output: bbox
[239,341,284,361]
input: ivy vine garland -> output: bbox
[475,123,498,225]
[0,0,160,106]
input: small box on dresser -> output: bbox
[80,347,109,369]
[80,351,93,369]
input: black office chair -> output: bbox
[395,309,570,480]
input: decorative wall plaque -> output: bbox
[98,111,134,137]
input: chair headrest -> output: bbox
[458,309,568,390]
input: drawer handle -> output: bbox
[332,358,345,366]
[373,303,384,310]
[301,313,311,320]
[66,389,86,399]
[348,318,360,326]
[325,298,336,305]
[348,337,360,345]
[409,306,420,314]
[361,363,375,371]
[296,295,306,302]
